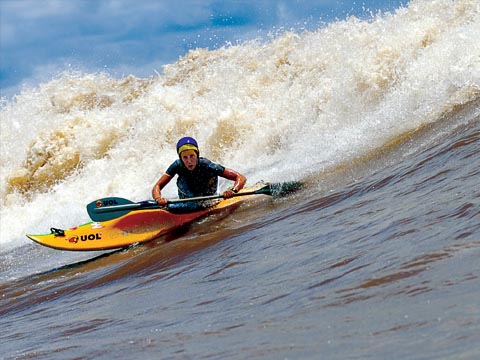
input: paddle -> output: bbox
[86,182,302,222]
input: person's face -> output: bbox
[180,150,198,171]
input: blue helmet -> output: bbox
[176,137,199,155]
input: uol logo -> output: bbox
[96,199,119,208]
[67,233,102,243]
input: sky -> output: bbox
[0,0,407,98]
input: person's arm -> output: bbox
[221,168,247,199]
[152,174,173,205]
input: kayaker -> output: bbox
[152,137,247,210]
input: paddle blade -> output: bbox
[254,181,303,196]
[86,197,152,222]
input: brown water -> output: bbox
[1,1,479,358]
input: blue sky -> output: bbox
[0,0,406,98]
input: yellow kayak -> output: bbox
[26,182,301,251]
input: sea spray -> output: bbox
[1,0,479,249]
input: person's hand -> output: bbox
[222,189,235,199]
[155,197,168,206]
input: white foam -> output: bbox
[1,0,479,249]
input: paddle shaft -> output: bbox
[93,189,264,214]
